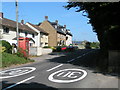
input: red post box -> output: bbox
[18,37,30,57]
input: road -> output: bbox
[0,49,119,89]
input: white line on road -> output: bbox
[76,56,82,59]
[3,76,35,90]
[67,59,75,63]
[46,64,63,72]
[67,50,96,63]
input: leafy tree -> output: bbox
[65,2,120,51]
[90,42,100,49]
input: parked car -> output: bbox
[61,46,67,50]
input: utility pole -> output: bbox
[16,0,19,51]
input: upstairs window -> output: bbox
[32,33,35,38]
[3,26,9,33]
[55,25,57,29]
[25,32,27,36]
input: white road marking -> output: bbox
[67,50,95,63]
[76,56,81,59]
[82,54,86,56]
[48,68,87,83]
[67,59,75,63]
[46,64,63,72]
[0,67,36,79]
[3,76,35,90]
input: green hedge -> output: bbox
[0,40,12,53]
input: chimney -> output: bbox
[55,20,58,24]
[0,12,3,18]
[21,20,24,24]
[45,16,48,20]
[64,25,66,28]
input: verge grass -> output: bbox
[2,52,34,68]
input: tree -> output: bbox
[65,2,120,51]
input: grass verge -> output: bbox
[1,52,34,68]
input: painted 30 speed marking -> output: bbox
[0,67,36,79]
[48,68,87,83]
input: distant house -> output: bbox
[26,22,48,47]
[0,12,37,47]
[38,16,72,46]
[66,29,73,46]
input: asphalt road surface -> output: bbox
[0,49,119,90]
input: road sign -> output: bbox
[48,68,87,83]
[0,67,36,79]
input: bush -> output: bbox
[15,48,29,59]
[51,47,56,52]
[1,40,12,53]
[43,46,51,48]
[0,46,6,53]
[15,50,24,58]
[90,42,100,49]
[56,46,62,52]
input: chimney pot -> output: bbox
[0,12,3,18]
[45,16,48,20]
[55,20,58,24]
[21,20,24,24]
[64,25,66,28]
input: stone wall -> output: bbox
[29,47,52,56]
[42,48,52,55]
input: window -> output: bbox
[30,43,33,47]
[32,33,35,38]
[3,26,9,33]
[41,34,43,38]
[25,32,27,36]
[18,29,22,33]
[55,25,57,29]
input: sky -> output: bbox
[1,2,98,42]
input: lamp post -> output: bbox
[16,0,19,51]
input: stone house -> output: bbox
[38,16,71,47]
[38,16,57,47]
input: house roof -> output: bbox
[56,29,66,35]
[0,18,35,33]
[66,29,73,36]
[27,22,48,35]
[48,21,57,25]
[47,21,66,35]
[38,20,72,36]
[58,25,64,28]
[66,32,73,36]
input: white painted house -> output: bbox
[26,22,48,47]
[66,29,73,46]
[0,12,39,47]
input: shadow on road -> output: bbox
[2,81,57,89]
[47,49,119,78]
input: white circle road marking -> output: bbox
[48,68,87,83]
[0,67,36,79]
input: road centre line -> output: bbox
[46,64,63,72]
[76,56,82,59]
[67,59,75,63]
[47,50,96,72]
[67,50,95,63]
[3,76,35,90]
